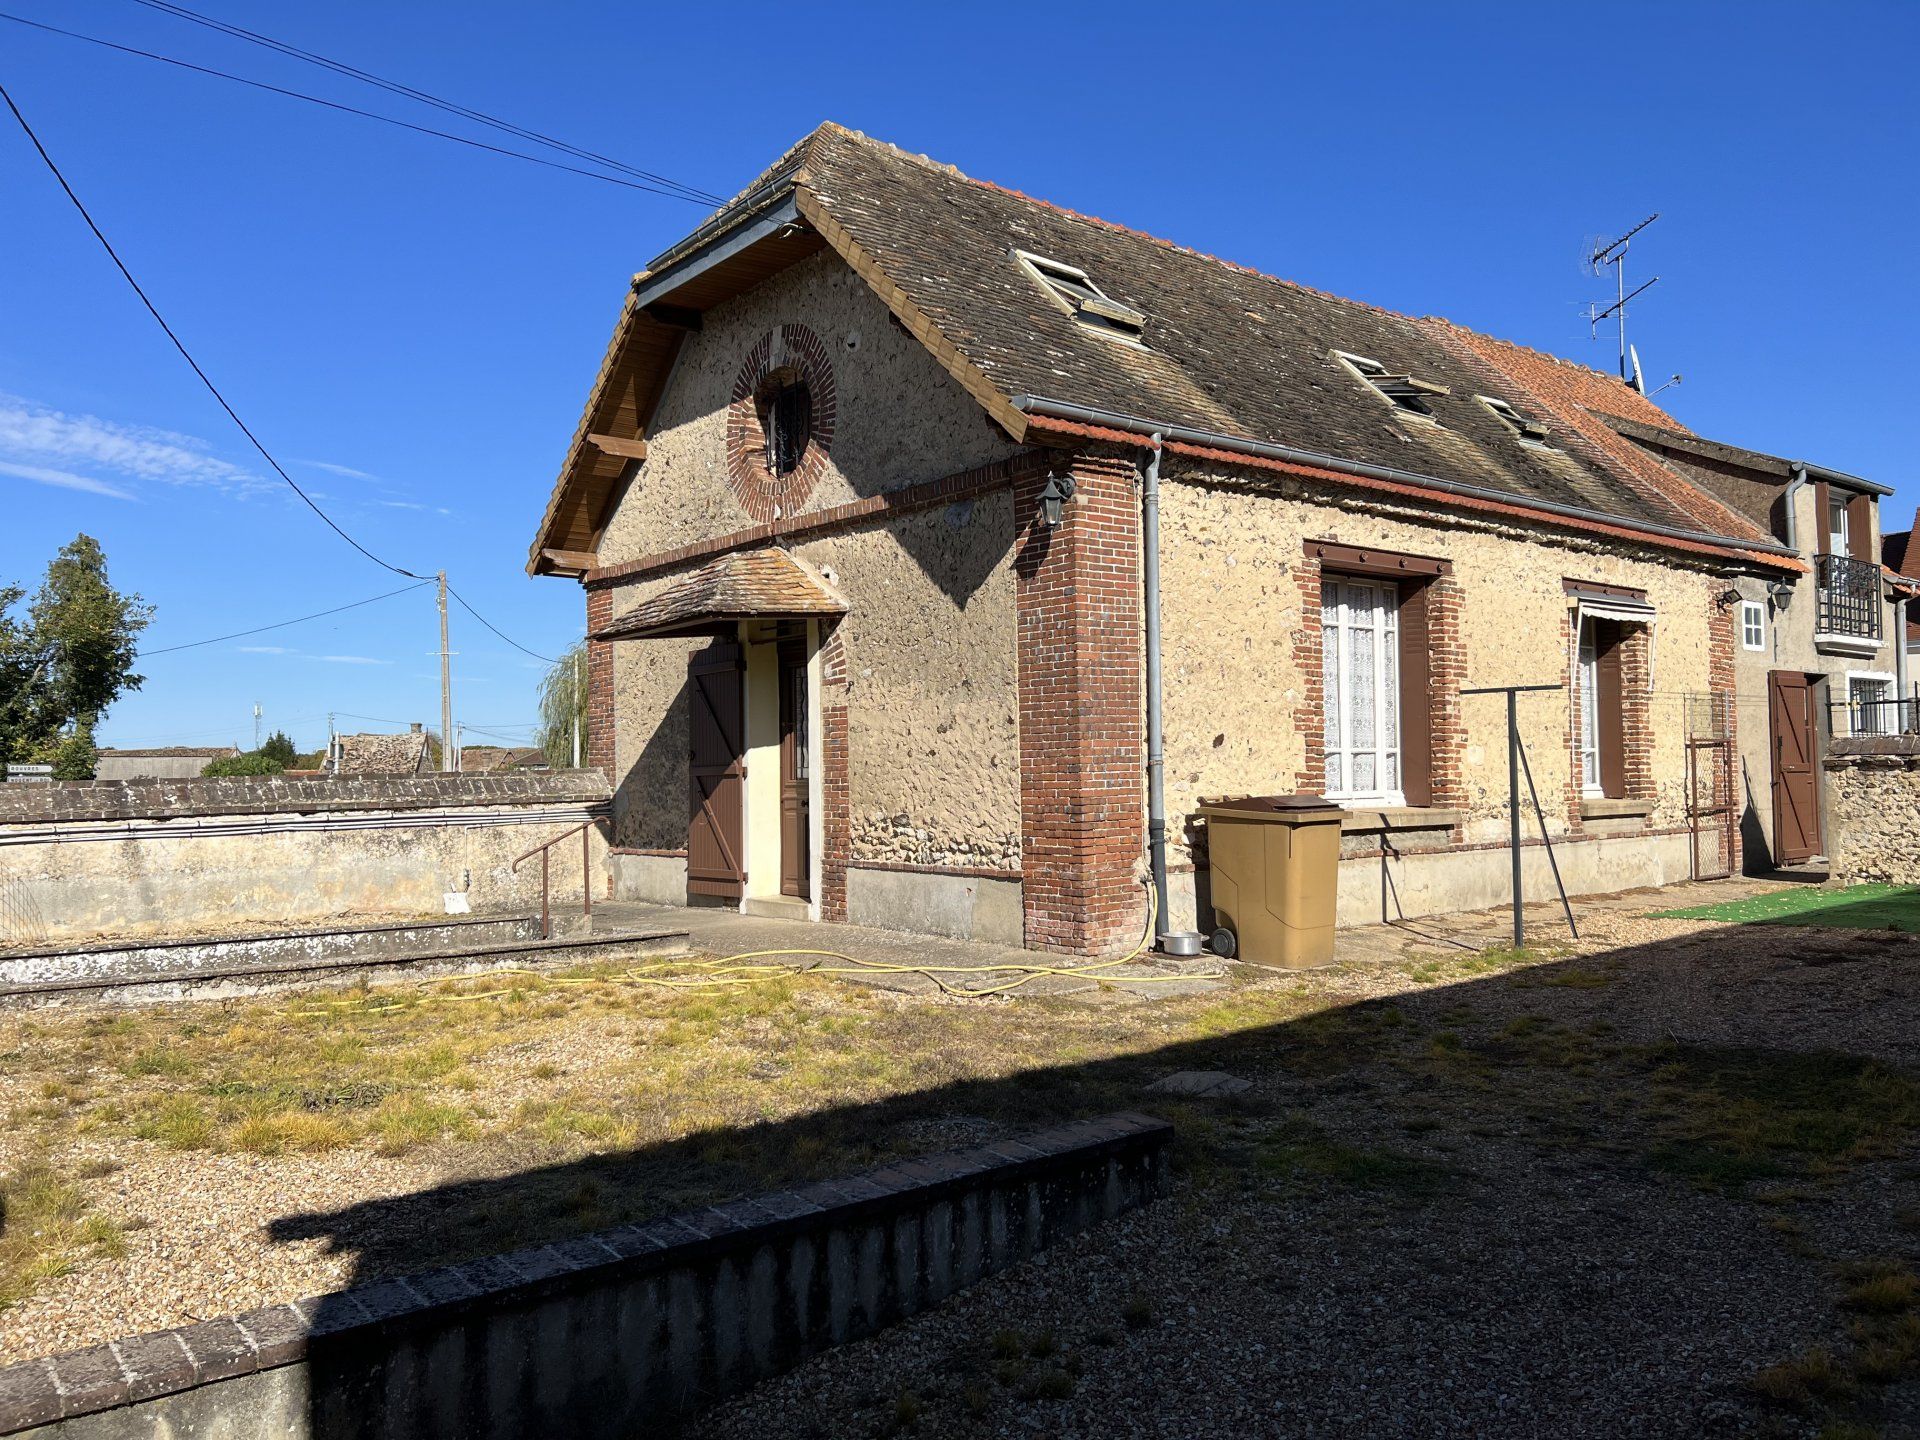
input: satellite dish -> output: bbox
[1628,343,1646,394]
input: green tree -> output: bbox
[257,730,297,769]
[49,725,97,781]
[536,639,588,769]
[202,751,284,777]
[1,536,152,762]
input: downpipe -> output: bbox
[1140,434,1203,956]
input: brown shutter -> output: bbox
[1848,493,1874,559]
[1814,481,1832,555]
[686,640,746,900]
[1596,624,1626,799]
[1397,580,1433,807]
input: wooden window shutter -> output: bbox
[1596,624,1626,799]
[1814,481,1832,554]
[1847,493,1874,559]
[1397,580,1433,807]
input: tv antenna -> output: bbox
[1583,213,1660,389]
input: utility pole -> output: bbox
[437,571,454,773]
[252,702,262,751]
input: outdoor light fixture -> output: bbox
[1039,470,1077,527]
[1768,580,1795,608]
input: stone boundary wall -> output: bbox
[0,773,613,945]
[0,1113,1173,1439]
[1824,737,1920,885]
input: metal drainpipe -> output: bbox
[1141,435,1200,954]
[1784,463,1809,554]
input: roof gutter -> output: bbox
[1011,394,1800,563]
[1793,460,1895,498]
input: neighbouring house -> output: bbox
[528,124,1807,955]
[1887,510,1920,677]
[327,724,434,777]
[1585,417,1919,870]
[93,747,240,781]
[457,744,553,774]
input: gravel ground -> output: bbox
[6,878,1919,1435]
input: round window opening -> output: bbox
[756,368,812,476]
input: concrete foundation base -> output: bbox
[845,867,1024,945]
[609,852,689,906]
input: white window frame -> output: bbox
[1577,617,1604,797]
[1740,600,1767,652]
[1011,249,1145,346]
[1829,490,1851,555]
[1321,576,1404,805]
[1847,670,1896,736]
[1332,350,1445,425]
[1475,395,1555,450]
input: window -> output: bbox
[758,376,811,475]
[1828,488,1851,556]
[1741,600,1767,652]
[1849,673,1895,736]
[1575,616,1627,797]
[1335,351,1449,420]
[1321,577,1402,803]
[1013,250,1145,342]
[1477,395,1554,448]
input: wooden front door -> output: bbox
[1768,670,1821,865]
[687,641,746,901]
[778,636,811,900]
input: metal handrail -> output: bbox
[511,821,595,939]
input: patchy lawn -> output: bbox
[5,888,1920,1436]
[1652,881,1920,932]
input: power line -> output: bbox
[446,584,558,664]
[0,74,428,582]
[129,0,725,204]
[0,12,717,205]
[138,581,429,656]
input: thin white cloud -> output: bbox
[377,499,427,511]
[318,654,392,666]
[0,394,268,497]
[236,644,291,654]
[0,459,137,500]
[300,459,378,481]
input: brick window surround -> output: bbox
[1566,608,1655,816]
[725,324,838,524]
[1293,541,1465,810]
[1013,452,1146,956]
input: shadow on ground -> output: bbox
[252,908,1920,1438]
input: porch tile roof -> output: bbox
[592,549,846,641]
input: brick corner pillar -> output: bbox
[1707,597,1744,876]
[817,621,851,923]
[1013,451,1147,957]
[584,585,615,780]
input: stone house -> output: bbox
[529,124,1807,955]
[328,726,433,777]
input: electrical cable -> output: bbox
[446,584,557,664]
[0,74,428,582]
[0,12,716,205]
[138,581,429,656]
[126,0,725,204]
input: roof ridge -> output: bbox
[1421,315,1669,400]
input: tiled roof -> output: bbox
[334,731,430,775]
[95,747,238,759]
[594,549,846,641]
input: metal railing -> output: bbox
[1815,553,1883,639]
[511,821,595,940]
[1833,691,1920,738]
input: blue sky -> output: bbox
[3,1,1914,753]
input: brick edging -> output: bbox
[0,1113,1172,1434]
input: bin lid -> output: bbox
[1198,793,1345,819]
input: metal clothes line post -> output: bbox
[1461,684,1565,948]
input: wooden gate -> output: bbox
[1768,671,1821,866]
[687,641,746,901]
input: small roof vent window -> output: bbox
[1478,395,1555,448]
[1334,351,1449,420]
[1014,250,1145,343]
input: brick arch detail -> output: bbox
[725,323,838,523]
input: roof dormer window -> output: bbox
[1014,250,1146,343]
[1478,395,1555,449]
[1335,351,1449,420]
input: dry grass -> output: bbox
[0,1158,124,1311]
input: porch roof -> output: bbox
[591,548,847,641]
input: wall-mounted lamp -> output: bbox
[1768,580,1795,608]
[1039,471,1077,528]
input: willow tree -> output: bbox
[536,640,589,769]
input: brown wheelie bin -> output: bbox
[1198,795,1343,968]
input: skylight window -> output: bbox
[1014,250,1145,343]
[1334,351,1449,420]
[1478,395,1555,448]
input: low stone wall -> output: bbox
[0,1113,1172,1439]
[1824,737,1920,885]
[0,774,612,944]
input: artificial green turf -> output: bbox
[1651,883,1920,931]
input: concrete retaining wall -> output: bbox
[0,1113,1172,1439]
[1825,737,1920,884]
[0,774,612,945]
[845,865,1024,944]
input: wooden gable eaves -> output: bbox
[793,187,1030,446]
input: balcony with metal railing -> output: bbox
[1815,552,1883,642]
